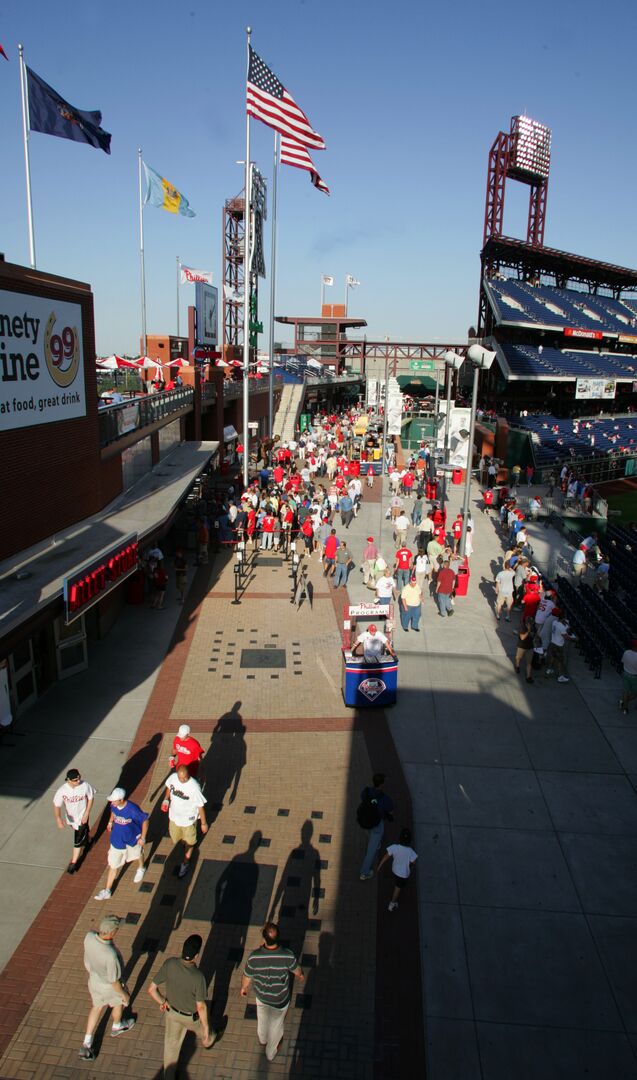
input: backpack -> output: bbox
[356,788,382,829]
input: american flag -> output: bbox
[247,47,325,150]
[280,137,330,195]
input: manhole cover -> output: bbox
[258,558,281,567]
[240,648,286,669]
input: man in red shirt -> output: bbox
[261,512,276,550]
[402,470,415,496]
[273,464,285,485]
[323,529,339,577]
[170,725,204,779]
[394,545,414,589]
[451,514,463,553]
[483,488,494,515]
[436,560,456,617]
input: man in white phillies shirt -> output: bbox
[162,765,208,879]
[53,768,96,875]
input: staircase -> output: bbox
[273,382,304,442]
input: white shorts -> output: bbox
[108,843,142,869]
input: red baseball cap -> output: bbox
[368,623,378,633]
[367,536,374,542]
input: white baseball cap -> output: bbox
[178,725,191,738]
[108,787,126,802]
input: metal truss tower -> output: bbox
[222,193,245,347]
[483,115,552,256]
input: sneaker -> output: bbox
[133,866,146,884]
[78,1045,95,1060]
[359,872,374,881]
[526,677,534,684]
[178,862,191,879]
[388,901,398,912]
[111,1018,136,1038]
[545,668,554,676]
[557,675,570,683]
[505,616,511,622]
[94,888,112,901]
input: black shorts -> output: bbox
[73,823,90,848]
[392,872,409,890]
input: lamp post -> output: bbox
[458,344,496,558]
[440,350,464,507]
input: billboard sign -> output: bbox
[0,287,85,431]
[575,378,616,400]
[436,404,472,467]
[195,283,218,347]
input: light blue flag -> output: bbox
[143,161,195,218]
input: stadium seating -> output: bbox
[487,278,637,336]
[509,413,637,462]
[500,343,637,380]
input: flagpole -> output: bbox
[138,149,147,357]
[267,131,279,440]
[176,256,181,337]
[18,45,36,269]
[344,276,348,316]
[321,276,325,313]
[242,26,252,488]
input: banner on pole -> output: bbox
[180,266,212,285]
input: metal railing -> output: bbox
[538,453,637,486]
[99,387,194,448]
[222,373,284,400]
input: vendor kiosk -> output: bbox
[341,603,399,707]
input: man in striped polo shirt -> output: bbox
[240,922,304,1061]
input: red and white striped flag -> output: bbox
[280,136,330,195]
[247,47,325,150]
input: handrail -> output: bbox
[98,387,194,448]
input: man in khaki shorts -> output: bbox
[79,915,135,1060]
[94,788,149,901]
[162,764,208,879]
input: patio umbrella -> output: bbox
[97,355,139,370]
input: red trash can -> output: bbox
[452,468,463,485]
[426,479,438,500]
[454,558,470,597]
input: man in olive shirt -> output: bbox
[80,915,134,1060]
[241,922,304,1062]
[148,934,216,1078]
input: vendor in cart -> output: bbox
[352,623,397,664]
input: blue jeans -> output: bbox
[396,568,410,589]
[400,604,421,630]
[334,563,348,587]
[437,592,453,616]
[360,821,384,876]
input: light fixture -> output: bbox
[443,349,464,370]
[467,344,496,370]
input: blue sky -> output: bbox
[1,0,636,355]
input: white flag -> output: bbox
[346,275,360,287]
[180,265,213,285]
[322,274,334,286]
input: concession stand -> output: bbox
[341,602,399,707]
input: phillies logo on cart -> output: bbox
[358,678,386,702]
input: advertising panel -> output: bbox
[575,378,616,400]
[195,283,218,347]
[0,287,85,431]
[436,404,472,468]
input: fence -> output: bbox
[98,387,194,448]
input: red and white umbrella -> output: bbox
[160,357,191,368]
[133,355,163,371]
[97,355,139,370]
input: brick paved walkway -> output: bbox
[0,545,424,1079]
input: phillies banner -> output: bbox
[180,265,213,285]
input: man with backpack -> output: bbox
[358,773,394,881]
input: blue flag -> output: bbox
[26,67,111,154]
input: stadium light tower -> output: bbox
[483,115,552,248]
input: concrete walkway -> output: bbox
[346,479,637,1079]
